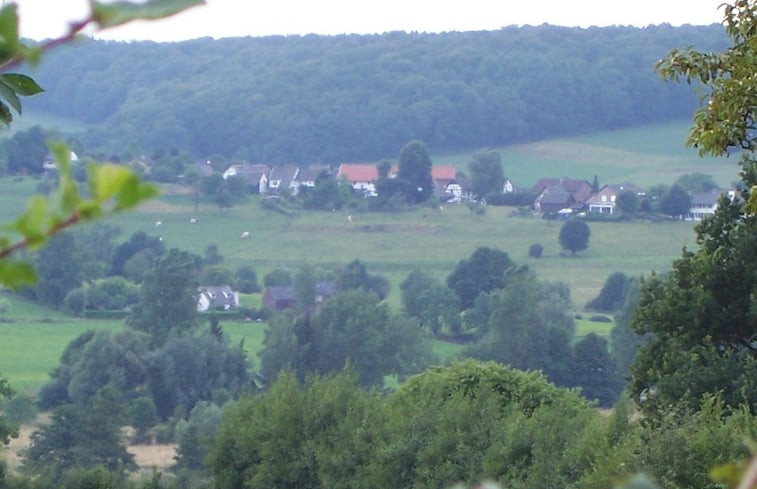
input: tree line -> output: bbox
[16,24,726,164]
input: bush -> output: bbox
[586,272,630,312]
[528,243,543,258]
[63,288,87,316]
[1,394,37,426]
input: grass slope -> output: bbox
[436,120,739,188]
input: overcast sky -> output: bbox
[11,0,725,42]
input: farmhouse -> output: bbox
[197,285,239,312]
[687,189,722,221]
[263,281,336,312]
[267,164,300,195]
[533,177,593,212]
[296,165,332,189]
[223,163,270,194]
[337,163,389,196]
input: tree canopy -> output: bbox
[447,246,514,309]
[10,25,725,164]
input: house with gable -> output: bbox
[197,285,239,312]
[587,182,646,214]
[267,164,300,195]
[222,163,270,194]
[534,186,576,213]
[687,189,722,221]
[337,163,386,196]
[262,281,336,312]
[295,165,332,192]
[532,177,593,213]
[587,184,623,214]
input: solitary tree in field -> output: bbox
[558,219,590,255]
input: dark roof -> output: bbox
[265,285,297,301]
[269,164,299,185]
[298,165,331,182]
[691,189,721,206]
[538,187,574,205]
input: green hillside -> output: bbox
[438,120,737,188]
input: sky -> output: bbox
[11,0,726,42]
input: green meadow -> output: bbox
[436,120,737,188]
[0,120,743,392]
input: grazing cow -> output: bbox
[241,231,250,238]
[347,215,352,222]
[154,220,162,227]
[190,218,198,224]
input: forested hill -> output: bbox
[26,24,727,163]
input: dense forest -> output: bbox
[23,24,727,163]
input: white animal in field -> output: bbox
[190,218,198,224]
[347,215,352,222]
[241,231,250,238]
[158,236,163,242]
[154,220,162,227]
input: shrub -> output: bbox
[528,243,543,258]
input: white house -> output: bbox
[197,285,239,312]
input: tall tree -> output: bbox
[630,0,757,415]
[659,183,691,218]
[469,150,505,199]
[33,233,98,309]
[447,247,514,310]
[397,140,433,204]
[571,333,623,407]
[465,266,575,387]
[127,248,199,347]
[260,289,434,387]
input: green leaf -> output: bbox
[13,195,48,247]
[91,164,134,203]
[0,74,44,96]
[0,80,21,114]
[91,0,204,29]
[0,4,21,61]
[0,101,12,126]
[0,260,37,290]
[48,141,71,175]
[115,177,159,211]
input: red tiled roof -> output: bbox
[432,165,457,181]
[337,164,380,183]
[338,163,458,184]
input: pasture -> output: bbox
[105,195,696,309]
